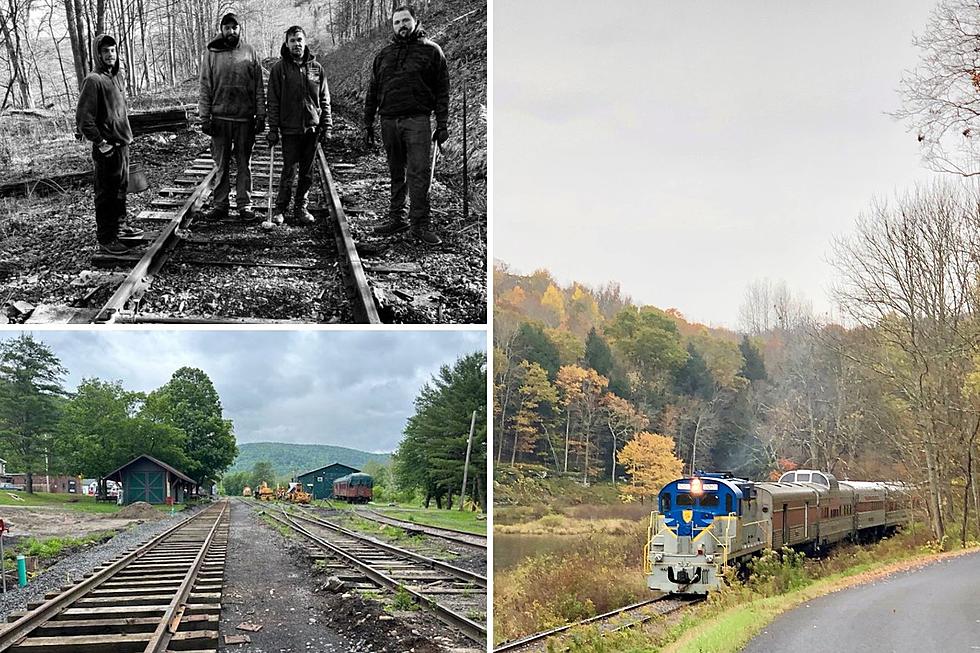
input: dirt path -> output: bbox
[219,499,355,651]
[0,504,154,539]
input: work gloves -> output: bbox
[266,129,279,149]
[200,118,213,136]
[433,126,449,145]
[318,126,332,145]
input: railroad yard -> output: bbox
[0,496,486,652]
[0,111,486,325]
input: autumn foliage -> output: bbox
[617,433,684,501]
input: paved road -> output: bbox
[742,550,980,653]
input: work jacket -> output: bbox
[199,35,265,122]
[267,43,332,135]
[76,33,133,146]
[364,25,449,130]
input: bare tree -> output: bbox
[895,0,980,177]
[832,181,980,541]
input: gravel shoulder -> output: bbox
[0,502,205,621]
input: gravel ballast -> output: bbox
[0,503,205,621]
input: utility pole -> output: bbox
[458,410,476,511]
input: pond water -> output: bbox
[493,502,656,573]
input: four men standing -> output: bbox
[198,12,266,223]
[78,4,451,251]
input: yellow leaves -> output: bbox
[555,364,609,407]
[617,432,684,499]
[540,283,566,328]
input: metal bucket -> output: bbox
[127,168,149,193]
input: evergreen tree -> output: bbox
[0,335,68,493]
[583,328,614,377]
[674,343,714,399]
[739,336,768,381]
[514,322,561,378]
[396,352,488,511]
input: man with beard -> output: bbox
[199,12,265,223]
[364,4,450,245]
[76,34,144,255]
[264,25,332,228]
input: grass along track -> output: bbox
[257,504,486,644]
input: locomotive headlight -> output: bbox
[690,477,703,496]
[654,552,663,562]
[705,554,714,563]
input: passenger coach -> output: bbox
[646,470,911,594]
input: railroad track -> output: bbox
[493,595,702,652]
[258,504,486,645]
[0,500,229,653]
[347,507,487,551]
[27,138,379,325]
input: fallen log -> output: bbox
[0,170,91,197]
[129,106,190,135]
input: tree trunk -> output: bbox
[563,407,571,473]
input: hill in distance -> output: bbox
[228,442,392,478]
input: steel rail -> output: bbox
[93,162,219,323]
[314,145,381,323]
[262,509,486,644]
[289,507,485,587]
[352,507,487,550]
[142,500,228,653]
[492,596,700,653]
[0,502,225,651]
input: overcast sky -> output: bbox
[22,330,485,453]
[495,0,940,328]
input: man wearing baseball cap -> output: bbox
[199,12,266,223]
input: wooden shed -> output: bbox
[104,455,197,505]
[295,463,359,500]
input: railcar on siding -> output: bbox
[332,473,374,504]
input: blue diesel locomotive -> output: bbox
[645,470,911,594]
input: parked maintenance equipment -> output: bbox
[645,470,911,595]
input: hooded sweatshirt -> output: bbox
[76,34,133,146]
[267,43,332,135]
[199,34,265,122]
[364,25,449,129]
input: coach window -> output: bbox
[797,472,811,482]
[677,494,696,506]
[813,473,829,487]
[661,494,671,512]
[700,493,720,508]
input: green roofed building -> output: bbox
[104,454,198,505]
[295,462,359,500]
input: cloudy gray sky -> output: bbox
[495,0,939,328]
[22,330,485,453]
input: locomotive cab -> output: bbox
[646,475,745,594]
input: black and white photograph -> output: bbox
[0,0,487,324]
